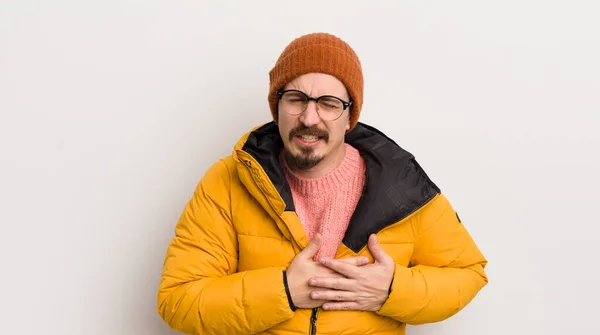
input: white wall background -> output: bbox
[1,1,599,334]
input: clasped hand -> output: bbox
[285,233,395,311]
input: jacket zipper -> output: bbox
[309,308,319,335]
[240,154,302,249]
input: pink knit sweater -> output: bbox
[282,144,366,259]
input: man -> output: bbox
[157,32,488,335]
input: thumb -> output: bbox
[301,233,322,259]
[368,234,391,264]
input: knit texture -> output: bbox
[268,32,364,131]
[281,144,366,259]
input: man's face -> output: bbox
[277,73,351,171]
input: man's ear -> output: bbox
[345,112,351,131]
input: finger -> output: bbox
[309,277,355,291]
[316,267,346,278]
[367,234,392,265]
[338,256,370,266]
[310,289,356,302]
[319,258,361,278]
[322,301,361,311]
[301,233,322,259]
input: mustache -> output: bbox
[289,125,329,142]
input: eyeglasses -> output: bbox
[276,89,352,121]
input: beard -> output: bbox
[286,124,329,170]
[285,147,323,169]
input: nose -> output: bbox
[299,100,321,127]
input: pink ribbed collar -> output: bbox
[280,144,364,196]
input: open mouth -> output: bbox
[289,125,329,146]
[297,135,320,142]
[295,135,322,146]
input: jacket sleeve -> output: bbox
[377,193,488,325]
[157,160,295,335]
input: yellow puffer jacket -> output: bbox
[157,122,488,335]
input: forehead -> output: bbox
[285,73,349,99]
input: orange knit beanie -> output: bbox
[268,32,364,130]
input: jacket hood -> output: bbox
[233,121,440,253]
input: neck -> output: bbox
[283,143,347,179]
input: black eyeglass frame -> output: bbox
[276,89,353,119]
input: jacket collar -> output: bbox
[234,121,440,253]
